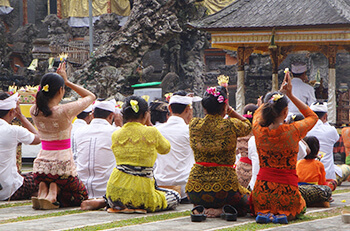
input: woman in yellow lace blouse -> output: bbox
[186,86,252,218]
[105,96,180,213]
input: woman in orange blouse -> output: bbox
[297,136,332,207]
[250,72,318,223]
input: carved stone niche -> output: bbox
[32,38,52,60]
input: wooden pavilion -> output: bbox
[190,0,350,123]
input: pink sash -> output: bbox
[41,139,71,151]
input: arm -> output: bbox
[280,72,318,138]
[14,102,40,145]
[57,63,96,118]
[156,128,171,154]
[227,101,252,137]
[319,162,327,185]
[57,62,96,102]
[280,72,309,112]
[227,106,247,121]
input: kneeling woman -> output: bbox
[106,96,180,213]
[186,86,252,218]
[31,63,95,209]
[250,72,318,223]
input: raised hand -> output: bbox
[280,71,292,97]
[56,62,69,83]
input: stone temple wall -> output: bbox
[9,0,48,38]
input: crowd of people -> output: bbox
[1,62,350,224]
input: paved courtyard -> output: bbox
[1,182,350,231]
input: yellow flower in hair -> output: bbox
[272,93,284,102]
[292,115,296,120]
[247,111,252,115]
[141,95,150,102]
[284,68,289,74]
[130,100,139,113]
[42,84,49,92]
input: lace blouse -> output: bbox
[30,97,94,176]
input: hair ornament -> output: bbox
[116,101,124,109]
[218,95,225,103]
[292,114,296,120]
[206,87,228,104]
[217,75,229,87]
[164,93,173,102]
[130,100,139,113]
[243,114,252,119]
[269,93,284,103]
[141,95,150,102]
[42,84,49,92]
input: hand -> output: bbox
[257,96,263,107]
[13,101,24,118]
[280,71,292,97]
[56,62,69,83]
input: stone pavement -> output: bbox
[1,182,350,231]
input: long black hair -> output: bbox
[34,72,65,117]
[260,91,288,127]
[201,86,228,115]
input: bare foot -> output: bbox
[205,208,222,218]
[193,209,200,215]
[81,198,106,210]
[45,183,58,203]
[38,182,48,199]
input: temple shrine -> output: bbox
[191,0,350,124]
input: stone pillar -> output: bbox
[269,46,279,92]
[57,0,62,18]
[236,47,253,114]
[107,0,112,13]
[328,68,336,124]
[23,0,28,25]
[326,46,337,124]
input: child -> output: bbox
[297,136,332,207]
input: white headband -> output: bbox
[93,99,116,113]
[310,102,327,113]
[83,105,93,113]
[0,93,18,110]
[169,95,202,105]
